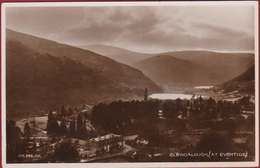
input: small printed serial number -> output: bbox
[18,154,42,158]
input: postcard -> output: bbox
[1,1,259,167]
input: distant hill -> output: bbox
[78,44,154,65]
[133,55,198,89]
[162,51,254,84]
[133,51,254,89]
[6,29,162,120]
[219,65,255,93]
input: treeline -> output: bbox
[91,100,159,134]
[164,95,255,120]
[163,97,241,120]
[91,96,254,134]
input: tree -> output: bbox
[74,106,79,112]
[245,114,255,131]
[47,111,60,136]
[6,119,22,163]
[77,114,82,132]
[69,120,76,137]
[53,142,79,162]
[211,119,237,135]
[24,122,31,137]
[23,122,32,151]
[47,111,54,135]
[163,100,178,119]
[52,120,60,136]
[211,108,218,120]
[61,105,66,118]
[29,118,38,139]
[144,88,148,101]
[77,114,87,138]
[238,96,250,107]
[60,120,68,136]
[196,129,234,153]
[232,101,240,116]
[68,107,73,116]
[182,108,187,119]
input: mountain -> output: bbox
[219,65,255,93]
[133,55,199,89]
[78,44,154,65]
[133,51,254,89]
[162,51,254,84]
[6,29,162,120]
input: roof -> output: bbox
[61,133,123,146]
[90,133,122,142]
[35,131,48,137]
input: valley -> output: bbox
[5,29,256,163]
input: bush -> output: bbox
[53,142,79,162]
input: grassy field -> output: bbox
[16,116,49,134]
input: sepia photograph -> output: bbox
[1,1,259,167]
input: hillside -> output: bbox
[78,44,153,65]
[219,65,255,93]
[133,55,198,89]
[133,51,254,89]
[162,51,254,84]
[6,30,162,120]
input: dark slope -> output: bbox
[133,55,199,89]
[219,65,255,93]
[6,30,162,120]
[162,51,254,85]
[79,44,153,65]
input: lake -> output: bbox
[194,86,213,89]
[149,93,194,100]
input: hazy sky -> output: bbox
[5,4,255,53]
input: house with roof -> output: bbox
[58,133,125,158]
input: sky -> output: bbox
[5,4,256,53]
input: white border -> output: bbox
[1,1,259,168]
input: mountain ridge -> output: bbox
[78,44,154,65]
[6,29,162,120]
[133,52,254,89]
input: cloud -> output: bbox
[191,22,250,39]
[6,7,85,38]
[6,5,255,53]
[55,7,163,45]
[189,22,254,51]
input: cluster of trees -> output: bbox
[58,105,88,118]
[91,96,255,134]
[47,105,84,137]
[91,100,159,134]
[47,111,61,136]
[162,96,255,132]
[238,95,254,110]
[163,98,184,119]
[163,97,244,121]
[52,142,79,162]
[47,111,92,140]
[60,105,80,118]
[69,114,90,139]
[6,119,23,162]
[6,119,39,162]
